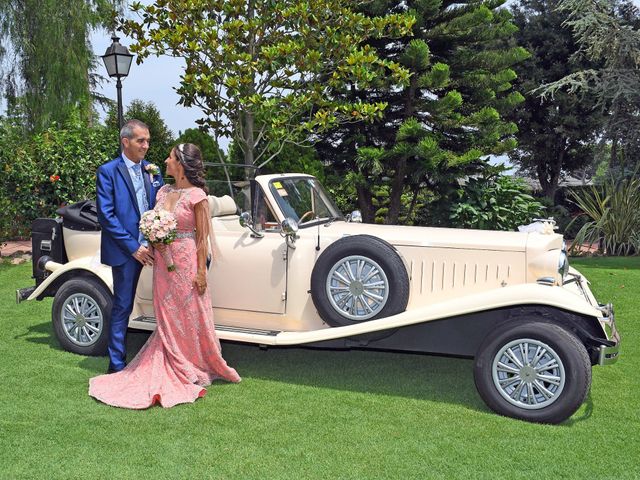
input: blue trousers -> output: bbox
[108,259,143,371]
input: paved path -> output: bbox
[1,240,31,257]
[1,240,32,264]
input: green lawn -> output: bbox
[1,258,638,479]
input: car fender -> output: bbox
[218,283,602,346]
[27,256,113,301]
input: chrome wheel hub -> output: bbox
[492,338,566,410]
[61,293,103,347]
[326,255,389,321]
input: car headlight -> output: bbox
[558,241,569,281]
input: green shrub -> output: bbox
[568,174,640,256]
[0,113,115,239]
[448,171,546,231]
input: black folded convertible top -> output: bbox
[56,200,101,231]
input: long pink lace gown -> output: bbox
[89,186,240,409]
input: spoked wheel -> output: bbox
[310,235,409,330]
[474,321,591,424]
[52,278,112,355]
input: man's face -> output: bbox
[122,126,150,162]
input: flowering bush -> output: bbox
[0,112,115,239]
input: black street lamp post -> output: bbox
[101,34,134,131]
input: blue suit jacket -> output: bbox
[96,156,164,267]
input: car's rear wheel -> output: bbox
[310,235,409,329]
[52,278,111,356]
[474,321,591,424]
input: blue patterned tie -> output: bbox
[132,163,149,245]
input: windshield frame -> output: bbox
[267,176,343,228]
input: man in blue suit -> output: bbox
[96,119,163,373]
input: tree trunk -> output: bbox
[356,184,376,223]
[387,157,407,224]
[407,185,420,223]
[537,141,565,203]
[387,74,418,224]
[611,137,618,169]
[243,0,256,182]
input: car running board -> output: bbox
[215,324,281,337]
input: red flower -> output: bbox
[50,174,60,183]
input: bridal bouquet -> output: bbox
[140,209,178,271]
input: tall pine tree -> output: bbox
[508,0,603,202]
[539,0,640,174]
[316,0,527,224]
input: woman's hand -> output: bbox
[193,269,207,295]
[153,242,167,256]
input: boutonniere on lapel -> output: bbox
[145,163,162,186]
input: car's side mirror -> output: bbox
[239,211,264,238]
[281,217,299,249]
[346,210,362,223]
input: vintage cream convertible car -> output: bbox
[18,173,620,423]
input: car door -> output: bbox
[209,228,288,314]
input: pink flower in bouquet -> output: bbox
[139,209,178,271]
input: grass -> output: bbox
[0,258,639,479]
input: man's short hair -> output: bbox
[120,119,150,140]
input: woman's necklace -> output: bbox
[173,181,195,190]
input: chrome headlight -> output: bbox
[558,241,569,281]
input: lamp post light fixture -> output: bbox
[101,34,134,130]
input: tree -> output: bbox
[0,0,119,132]
[508,0,603,202]
[227,139,326,181]
[317,0,527,224]
[121,0,414,175]
[106,99,175,167]
[539,0,640,174]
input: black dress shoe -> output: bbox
[106,363,126,374]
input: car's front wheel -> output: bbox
[474,321,591,424]
[52,278,112,356]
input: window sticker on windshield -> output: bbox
[273,181,288,196]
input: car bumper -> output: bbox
[596,302,620,366]
[564,270,620,366]
[16,286,36,304]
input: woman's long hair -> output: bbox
[174,143,208,194]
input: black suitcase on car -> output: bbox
[31,217,67,284]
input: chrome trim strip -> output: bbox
[131,316,282,337]
[216,324,281,336]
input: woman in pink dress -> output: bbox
[89,143,240,409]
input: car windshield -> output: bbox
[269,177,343,227]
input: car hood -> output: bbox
[316,221,562,252]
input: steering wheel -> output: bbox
[298,210,316,223]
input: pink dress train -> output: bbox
[89,186,240,409]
